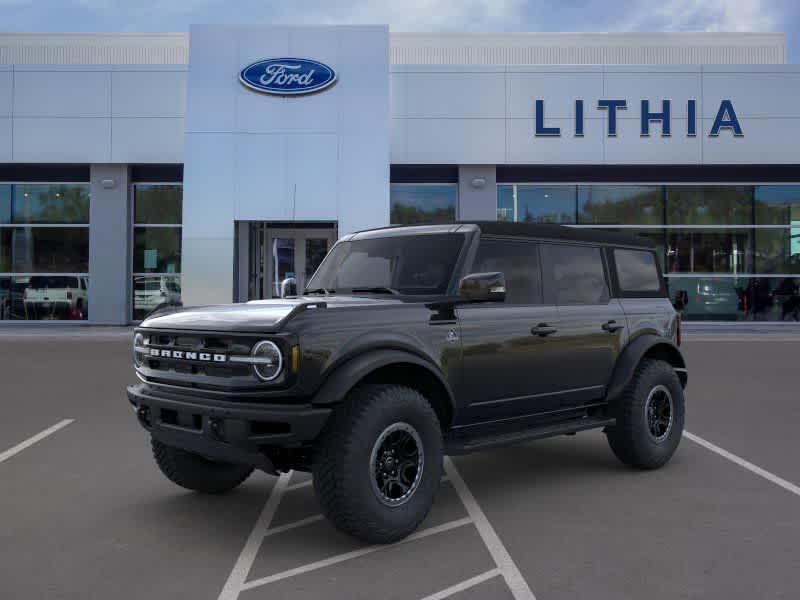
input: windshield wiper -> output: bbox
[305,287,335,295]
[349,286,400,295]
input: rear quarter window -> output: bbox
[614,249,662,294]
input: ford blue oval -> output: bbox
[239,57,337,96]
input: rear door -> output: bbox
[456,236,562,423]
[540,242,627,409]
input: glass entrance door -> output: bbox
[247,224,337,300]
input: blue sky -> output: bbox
[1,0,798,62]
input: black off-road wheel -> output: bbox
[151,438,254,493]
[605,359,685,470]
[312,384,443,544]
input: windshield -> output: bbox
[306,233,465,296]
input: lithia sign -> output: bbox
[535,99,743,138]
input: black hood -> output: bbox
[139,295,405,333]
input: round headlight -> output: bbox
[251,340,283,381]
[133,332,145,367]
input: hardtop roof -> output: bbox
[349,222,655,248]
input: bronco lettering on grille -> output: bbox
[149,348,227,362]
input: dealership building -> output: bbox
[1,27,799,324]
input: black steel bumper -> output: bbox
[127,383,331,473]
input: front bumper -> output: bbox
[127,383,331,473]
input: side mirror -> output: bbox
[459,272,506,303]
[279,277,297,298]
[673,290,688,310]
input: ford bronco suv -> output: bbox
[127,223,687,543]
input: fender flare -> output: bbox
[312,349,457,416]
[605,335,687,401]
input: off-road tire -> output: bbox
[312,384,443,544]
[151,438,254,493]
[605,359,685,469]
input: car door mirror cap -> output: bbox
[459,272,507,303]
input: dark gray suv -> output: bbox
[127,222,687,543]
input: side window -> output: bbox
[471,238,541,304]
[614,249,662,293]
[541,243,609,305]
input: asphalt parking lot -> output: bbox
[2,328,800,599]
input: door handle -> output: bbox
[531,323,557,337]
[602,320,624,333]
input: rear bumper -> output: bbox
[127,383,331,473]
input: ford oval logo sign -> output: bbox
[239,58,337,96]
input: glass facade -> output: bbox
[132,184,183,320]
[0,183,90,320]
[390,184,457,225]
[497,184,800,321]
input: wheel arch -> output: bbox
[312,349,456,430]
[606,335,687,402]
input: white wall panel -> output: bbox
[287,134,338,221]
[604,70,701,118]
[606,118,701,164]
[702,118,798,164]
[338,133,389,234]
[702,72,800,118]
[234,133,286,221]
[404,118,504,164]
[506,71,603,119]
[0,118,11,160]
[182,132,235,237]
[13,117,110,162]
[0,69,11,117]
[14,70,109,117]
[111,117,184,162]
[507,117,604,164]
[402,71,505,118]
[184,26,239,133]
[112,70,185,116]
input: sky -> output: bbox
[0,0,797,62]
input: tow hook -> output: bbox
[208,417,224,441]
[136,405,151,427]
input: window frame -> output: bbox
[540,241,612,306]
[607,247,668,299]
[0,181,90,322]
[389,182,459,226]
[469,234,544,305]
[130,182,183,322]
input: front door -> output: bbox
[455,237,563,425]
[248,224,337,300]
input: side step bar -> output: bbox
[445,416,616,455]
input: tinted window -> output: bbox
[542,244,609,305]
[390,184,457,225]
[471,238,541,304]
[615,249,661,292]
[307,233,464,295]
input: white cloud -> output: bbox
[278,0,524,31]
[622,0,780,32]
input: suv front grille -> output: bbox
[135,330,279,394]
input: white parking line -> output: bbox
[217,471,291,600]
[240,517,473,591]
[419,568,501,600]
[684,430,800,498]
[284,479,313,492]
[0,419,74,464]
[444,457,537,600]
[262,514,324,537]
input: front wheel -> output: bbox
[605,359,685,469]
[312,384,443,544]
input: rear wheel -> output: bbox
[605,359,685,469]
[151,438,253,493]
[312,384,443,544]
